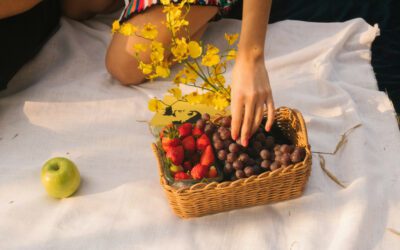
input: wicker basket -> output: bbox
[151,107,312,218]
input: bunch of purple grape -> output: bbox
[212,116,306,181]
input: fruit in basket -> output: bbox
[200,145,215,167]
[195,119,206,130]
[183,161,192,171]
[213,140,224,150]
[235,169,245,179]
[170,164,184,175]
[209,114,307,181]
[197,134,211,151]
[232,160,244,170]
[41,157,80,199]
[192,126,203,137]
[270,161,281,171]
[162,137,180,152]
[191,164,208,180]
[217,149,227,161]
[161,126,180,152]
[166,145,184,165]
[178,123,192,138]
[174,172,191,180]
[260,149,271,160]
[202,113,211,121]
[208,166,218,178]
[182,135,196,152]
[260,160,271,169]
[244,166,255,177]
[160,115,221,183]
[229,143,240,153]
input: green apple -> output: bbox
[41,157,81,199]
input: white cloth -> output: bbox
[0,12,399,250]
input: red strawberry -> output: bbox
[191,164,208,180]
[182,135,196,153]
[166,145,184,165]
[161,125,180,152]
[159,124,173,138]
[207,166,218,178]
[183,161,192,171]
[196,134,211,152]
[200,145,215,167]
[162,137,180,152]
[192,127,203,137]
[174,172,191,180]
[178,123,192,138]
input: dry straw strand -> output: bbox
[333,124,362,154]
[312,123,362,155]
[318,154,346,188]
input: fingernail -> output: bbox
[243,137,249,147]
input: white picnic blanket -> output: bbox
[0,11,400,250]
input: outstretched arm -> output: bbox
[230,0,274,147]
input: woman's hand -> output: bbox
[230,53,275,147]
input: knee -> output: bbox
[105,53,144,86]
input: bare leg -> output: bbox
[105,5,218,85]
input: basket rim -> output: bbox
[152,106,312,194]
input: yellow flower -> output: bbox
[212,74,226,86]
[213,62,226,75]
[184,92,202,104]
[156,65,170,78]
[213,94,230,110]
[149,41,165,62]
[133,43,147,52]
[202,53,220,67]
[179,65,197,83]
[150,51,164,63]
[206,44,220,55]
[148,98,161,112]
[160,0,170,5]
[168,88,182,99]
[201,92,215,106]
[147,74,159,80]
[111,20,120,33]
[151,41,164,52]
[141,23,158,40]
[224,33,239,45]
[226,49,237,60]
[165,8,188,35]
[171,37,189,62]
[119,23,137,36]
[188,41,202,58]
[173,74,187,85]
[138,62,153,75]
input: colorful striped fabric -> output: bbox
[119,0,238,22]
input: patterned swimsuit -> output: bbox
[119,0,239,22]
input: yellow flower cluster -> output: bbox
[112,0,239,112]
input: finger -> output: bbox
[241,98,256,147]
[251,100,265,136]
[265,97,275,132]
[231,97,244,141]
